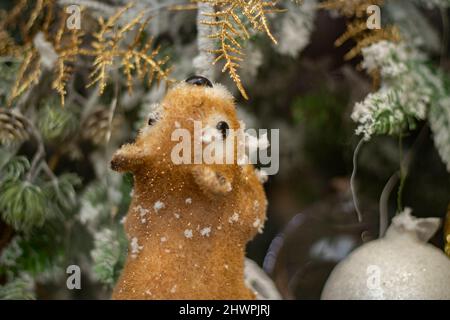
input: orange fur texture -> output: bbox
[110,81,267,299]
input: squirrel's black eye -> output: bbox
[148,117,155,126]
[216,121,229,139]
[185,75,213,88]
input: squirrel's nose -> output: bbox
[185,75,213,88]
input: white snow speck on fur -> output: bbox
[161,236,167,243]
[170,285,177,293]
[253,218,264,234]
[185,198,192,204]
[135,205,150,217]
[120,216,127,224]
[255,169,269,183]
[153,201,165,213]
[174,213,180,219]
[228,212,239,224]
[184,229,193,238]
[145,290,152,296]
[130,237,143,259]
[200,227,211,237]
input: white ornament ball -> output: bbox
[321,209,450,300]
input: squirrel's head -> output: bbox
[111,76,251,195]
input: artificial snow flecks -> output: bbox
[143,103,163,130]
[228,212,240,224]
[275,0,317,58]
[185,198,192,204]
[120,216,127,224]
[130,237,143,259]
[184,229,193,239]
[429,97,450,172]
[135,205,150,223]
[253,218,264,234]
[79,201,101,225]
[174,213,180,219]
[255,169,268,184]
[352,40,445,141]
[202,125,222,143]
[33,32,58,70]
[153,201,165,213]
[241,43,263,83]
[160,236,167,243]
[246,133,269,152]
[170,285,177,294]
[253,200,260,210]
[200,227,212,237]
[360,41,411,78]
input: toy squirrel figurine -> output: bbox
[110,76,267,299]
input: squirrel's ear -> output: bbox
[110,144,144,173]
[191,166,232,195]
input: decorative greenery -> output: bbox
[38,102,78,142]
[0,275,35,300]
[91,228,122,287]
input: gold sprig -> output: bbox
[320,0,383,18]
[3,0,54,105]
[197,0,286,99]
[86,4,172,95]
[52,12,84,106]
[320,0,400,61]
[1,2,172,106]
[8,48,41,106]
[0,109,30,145]
[0,30,22,57]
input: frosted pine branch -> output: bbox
[429,97,450,172]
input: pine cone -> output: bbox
[82,108,121,145]
[0,109,30,145]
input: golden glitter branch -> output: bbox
[2,0,54,106]
[320,0,399,61]
[85,4,172,95]
[1,1,172,106]
[196,0,288,99]
[52,11,84,106]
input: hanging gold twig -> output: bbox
[320,0,400,61]
[196,0,289,99]
[1,1,172,106]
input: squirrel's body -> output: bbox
[111,78,267,299]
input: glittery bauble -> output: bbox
[321,209,450,300]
